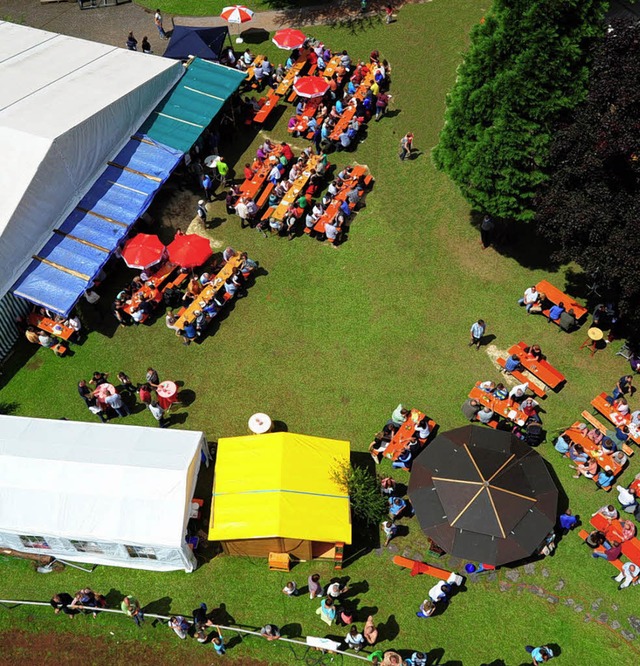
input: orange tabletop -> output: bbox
[354,70,375,101]
[508,342,566,389]
[591,512,626,543]
[591,393,640,445]
[288,98,322,135]
[384,409,427,461]
[329,106,357,141]
[244,54,264,81]
[253,90,281,124]
[175,255,243,330]
[535,279,588,320]
[469,384,528,425]
[123,283,163,316]
[275,56,307,96]
[27,313,74,341]
[271,154,321,221]
[240,146,285,199]
[321,56,342,80]
[313,165,367,233]
[563,423,622,476]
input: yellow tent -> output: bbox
[209,432,351,560]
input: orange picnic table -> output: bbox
[591,392,640,445]
[240,146,285,199]
[253,90,281,124]
[562,423,623,477]
[244,55,264,82]
[275,55,308,97]
[591,513,640,566]
[270,154,321,221]
[313,165,368,233]
[321,55,342,80]
[508,342,566,389]
[27,312,74,341]
[383,410,436,461]
[353,70,375,101]
[122,262,176,317]
[329,105,357,141]
[288,98,322,135]
[175,255,243,330]
[469,384,528,425]
[535,279,588,321]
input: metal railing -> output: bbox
[0,598,371,663]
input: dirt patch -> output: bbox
[0,629,269,666]
[24,357,43,372]
[485,344,547,393]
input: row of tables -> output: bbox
[270,154,322,221]
[175,255,244,330]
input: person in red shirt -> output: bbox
[281,142,294,162]
[138,384,153,406]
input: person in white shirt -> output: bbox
[428,580,452,603]
[509,382,529,401]
[343,625,365,652]
[477,407,494,424]
[282,581,298,596]
[616,486,637,513]
[614,561,640,589]
[630,410,640,426]
[235,198,249,228]
[592,504,618,521]
[518,285,540,313]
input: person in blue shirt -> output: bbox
[469,319,486,349]
[548,302,565,321]
[212,626,226,655]
[182,321,197,346]
[389,497,407,519]
[596,469,615,489]
[525,644,554,663]
[505,354,521,373]
[559,509,578,533]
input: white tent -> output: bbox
[0,415,208,572]
[0,21,183,301]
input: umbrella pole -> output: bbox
[235,22,243,44]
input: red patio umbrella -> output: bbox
[167,233,213,269]
[272,28,306,51]
[121,233,165,270]
[293,76,330,99]
[220,4,254,23]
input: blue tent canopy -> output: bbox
[164,25,229,61]
[13,136,183,316]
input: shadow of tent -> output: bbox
[240,27,270,44]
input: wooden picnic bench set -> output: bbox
[579,512,640,573]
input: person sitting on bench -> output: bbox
[548,302,565,322]
[504,354,521,373]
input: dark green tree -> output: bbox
[433,0,607,221]
[535,19,640,339]
[332,462,387,528]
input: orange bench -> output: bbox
[591,514,640,566]
[393,555,464,583]
[256,181,275,210]
[578,529,624,571]
[581,410,634,457]
[496,357,546,398]
[253,91,281,124]
[509,342,565,389]
[591,392,640,446]
[535,279,588,322]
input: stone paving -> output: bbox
[2,0,406,54]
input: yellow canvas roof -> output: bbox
[209,432,351,544]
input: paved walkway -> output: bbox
[3,0,401,53]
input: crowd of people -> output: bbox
[77,367,175,428]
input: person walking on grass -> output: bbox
[469,319,486,350]
[148,400,168,428]
[480,214,494,249]
[121,595,144,626]
[399,132,414,161]
[308,573,323,600]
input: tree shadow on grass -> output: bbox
[469,212,562,272]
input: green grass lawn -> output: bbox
[2,2,640,664]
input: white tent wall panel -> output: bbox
[0,531,196,572]
[0,416,206,572]
[0,22,184,298]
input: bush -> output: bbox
[332,462,387,528]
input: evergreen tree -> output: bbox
[433,0,607,221]
[535,19,640,338]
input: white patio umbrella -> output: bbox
[220,5,254,43]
